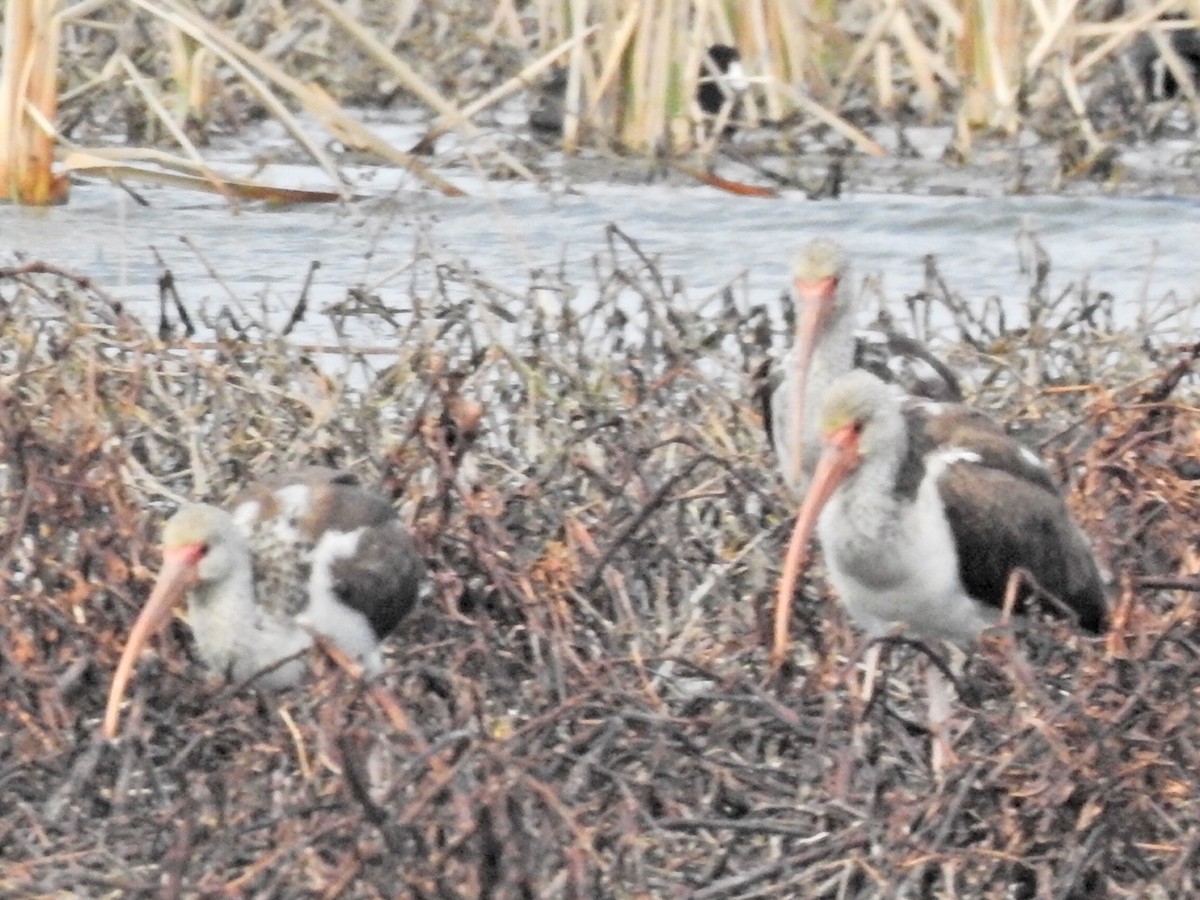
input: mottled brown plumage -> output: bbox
[773,371,1106,666]
[103,468,424,739]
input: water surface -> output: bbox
[4,167,1198,347]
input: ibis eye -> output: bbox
[197,542,211,558]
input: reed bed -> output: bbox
[1,232,1199,896]
[1,0,1198,203]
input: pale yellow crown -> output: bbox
[792,238,849,284]
[162,503,227,549]
[819,369,890,435]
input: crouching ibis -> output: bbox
[102,468,424,739]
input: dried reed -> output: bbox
[0,0,66,203]
[3,0,1198,205]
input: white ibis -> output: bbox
[772,368,1107,678]
[768,238,961,496]
[102,468,424,739]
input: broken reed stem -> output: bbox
[0,0,66,204]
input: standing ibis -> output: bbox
[767,238,961,497]
[772,370,1107,700]
[103,468,424,739]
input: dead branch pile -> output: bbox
[2,234,1199,897]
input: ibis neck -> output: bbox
[793,307,859,475]
[190,563,256,612]
[820,406,911,549]
[185,544,260,676]
[801,305,856,398]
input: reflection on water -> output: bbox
[3,172,1199,350]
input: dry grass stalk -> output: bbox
[57,147,343,203]
[312,0,537,182]
[562,0,591,151]
[7,0,1200,195]
[416,28,599,154]
[790,88,889,156]
[1072,0,1180,79]
[0,0,67,204]
[829,2,900,111]
[134,0,465,197]
[528,0,1200,157]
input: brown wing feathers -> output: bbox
[900,402,1106,633]
[308,476,424,639]
[238,470,424,640]
[330,522,424,639]
[938,465,1107,633]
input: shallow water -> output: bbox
[4,161,1200,349]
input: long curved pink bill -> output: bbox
[102,549,195,739]
[771,425,859,669]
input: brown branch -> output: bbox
[692,830,869,899]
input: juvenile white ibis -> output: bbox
[103,468,424,739]
[768,239,961,496]
[772,369,1107,671]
